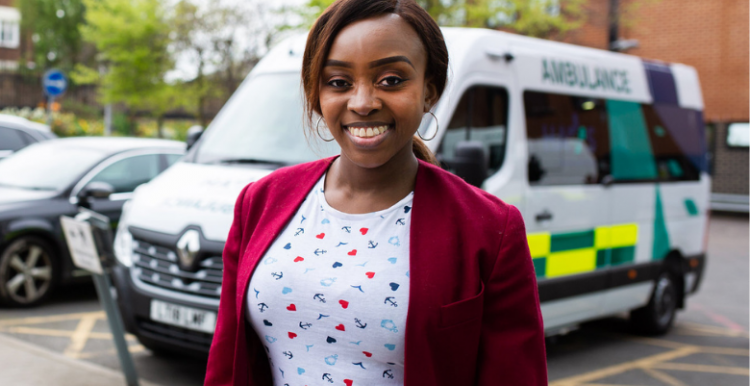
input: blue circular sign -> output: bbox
[43,69,67,98]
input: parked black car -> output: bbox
[0,114,57,160]
[0,137,185,307]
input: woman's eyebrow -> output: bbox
[324,56,414,69]
[369,56,414,69]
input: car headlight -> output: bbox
[114,201,134,267]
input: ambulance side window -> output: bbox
[438,86,509,177]
[524,91,611,186]
[641,105,704,181]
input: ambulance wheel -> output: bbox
[0,236,59,307]
[630,271,677,335]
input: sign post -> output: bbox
[61,209,140,386]
[42,69,67,126]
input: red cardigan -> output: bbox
[205,157,547,385]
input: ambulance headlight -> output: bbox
[114,201,134,267]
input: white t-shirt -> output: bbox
[246,174,412,386]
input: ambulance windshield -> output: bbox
[194,73,340,165]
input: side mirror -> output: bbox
[186,125,204,151]
[453,141,488,187]
[78,181,115,203]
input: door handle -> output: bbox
[535,210,553,222]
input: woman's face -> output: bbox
[319,14,437,169]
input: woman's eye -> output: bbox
[380,76,405,87]
[328,79,350,88]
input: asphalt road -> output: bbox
[0,213,747,385]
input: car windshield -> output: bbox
[0,143,106,191]
[195,73,340,164]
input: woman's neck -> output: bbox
[324,142,419,214]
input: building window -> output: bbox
[0,20,19,48]
[727,123,750,148]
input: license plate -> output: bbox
[149,300,217,333]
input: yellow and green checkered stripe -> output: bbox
[527,224,638,279]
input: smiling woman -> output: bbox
[205,1,547,385]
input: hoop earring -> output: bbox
[315,116,335,142]
[417,111,438,141]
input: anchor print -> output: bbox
[354,318,367,329]
[271,272,283,280]
[396,218,405,225]
[341,226,351,233]
[258,303,268,313]
[384,297,398,307]
[299,321,312,330]
[295,228,305,236]
[314,249,327,256]
[322,373,334,383]
[383,369,395,379]
[313,293,326,303]
[368,240,378,249]
[282,351,293,359]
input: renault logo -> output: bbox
[176,230,201,270]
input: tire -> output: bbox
[630,271,678,335]
[0,236,59,307]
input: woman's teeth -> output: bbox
[347,125,389,138]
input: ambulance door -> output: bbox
[522,91,613,331]
[435,80,517,201]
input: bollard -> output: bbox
[61,208,140,386]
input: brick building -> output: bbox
[564,0,749,210]
[0,0,20,72]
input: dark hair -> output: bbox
[301,0,448,165]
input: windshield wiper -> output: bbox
[209,158,288,167]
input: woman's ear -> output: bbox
[423,79,439,112]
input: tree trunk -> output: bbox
[157,115,164,138]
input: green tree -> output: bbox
[16,0,87,74]
[73,0,173,136]
[297,0,587,39]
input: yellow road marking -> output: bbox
[679,322,750,338]
[642,368,688,386]
[63,315,98,358]
[550,346,700,385]
[0,326,136,341]
[651,362,750,376]
[75,344,146,359]
[0,311,105,326]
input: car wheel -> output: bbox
[0,236,58,307]
[630,271,678,335]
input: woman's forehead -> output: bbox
[327,14,426,69]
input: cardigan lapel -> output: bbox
[234,158,334,324]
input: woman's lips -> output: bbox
[343,124,393,148]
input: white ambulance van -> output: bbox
[112,28,709,355]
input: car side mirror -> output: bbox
[78,181,115,202]
[186,125,204,151]
[453,141,488,187]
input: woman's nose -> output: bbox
[347,83,381,116]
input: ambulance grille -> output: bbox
[131,238,223,299]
